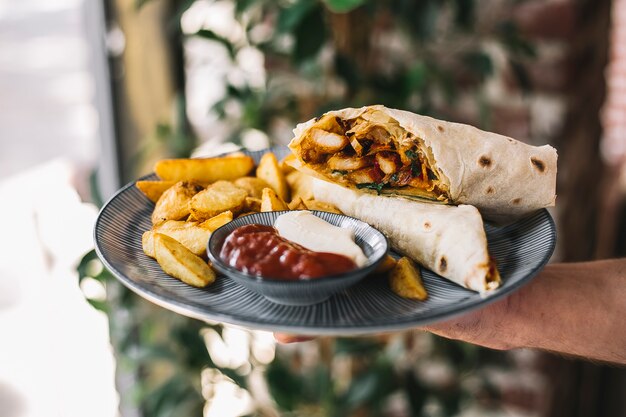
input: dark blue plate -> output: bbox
[94,146,556,335]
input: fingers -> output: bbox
[274,333,315,344]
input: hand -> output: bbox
[275,288,521,348]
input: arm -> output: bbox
[422,260,626,364]
[277,260,626,364]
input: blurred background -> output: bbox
[1,0,626,416]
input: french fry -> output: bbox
[303,200,342,214]
[198,211,233,232]
[374,254,398,274]
[151,181,204,225]
[142,220,211,258]
[288,197,308,210]
[155,156,254,183]
[261,187,289,211]
[256,153,290,201]
[388,257,428,300]
[189,181,247,221]
[286,170,314,202]
[136,180,176,203]
[234,177,271,199]
[154,233,216,287]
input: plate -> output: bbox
[94,146,557,336]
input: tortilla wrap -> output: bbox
[313,179,500,293]
[289,105,557,221]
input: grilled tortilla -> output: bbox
[313,179,501,293]
[289,105,557,221]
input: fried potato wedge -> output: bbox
[155,156,254,183]
[245,197,262,212]
[237,212,257,218]
[256,153,290,201]
[198,211,233,232]
[189,181,247,221]
[280,154,297,175]
[303,200,342,214]
[143,220,211,258]
[154,233,216,287]
[389,257,428,300]
[287,197,308,210]
[136,180,176,203]
[233,177,271,199]
[285,170,314,202]
[261,187,289,211]
[151,181,204,225]
[374,254,398,275]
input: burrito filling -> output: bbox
[296,109,449,201]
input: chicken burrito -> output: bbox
[313,179,501,293]
[289,105,557,221]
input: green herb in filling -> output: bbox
[405,149,419,160]
[332,170,348,175]
[356,182,386,194]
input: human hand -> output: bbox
[274,294,520,348]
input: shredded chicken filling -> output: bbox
[299,113,446,199]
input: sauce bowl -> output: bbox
[207,210,388,306]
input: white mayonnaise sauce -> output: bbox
[274,211,367,267]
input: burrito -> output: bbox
[289,105,557,221]
[313,180,501,293]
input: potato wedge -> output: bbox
[256,153,290,201]
[154,233,216,287]
[245,197,262,212]
[198,211,233,232]
[233,177,271,199]
[285,170,314,202]
[237,212,257,218]
[261,187,288,211]
[155,156,254,182]
[151,181,204,225]
[142,231,156,258]
[287,197,308,210]
[143,221,211,258]
[388,257,428,300]
[280,154,297,175]
[374,254,398,275]
[136,180,176,203]
[189,181,247,221]
[303,200,342,214]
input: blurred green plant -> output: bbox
[84,0,534,416]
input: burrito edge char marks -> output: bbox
[288,105,558,222]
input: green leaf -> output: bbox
[405,62,428,92]
[342,360,397,410]
[462,51,494,80]
[86,299,109,313]
[293,5,327,63]
[322,0,367,13]
[356,182,384,194]
[266,357,304,411]
[194,29,237,59]
[277,0,316,33]
[235,0,258,16]
[497,21,536,58]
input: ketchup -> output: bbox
[219,224,357,280]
